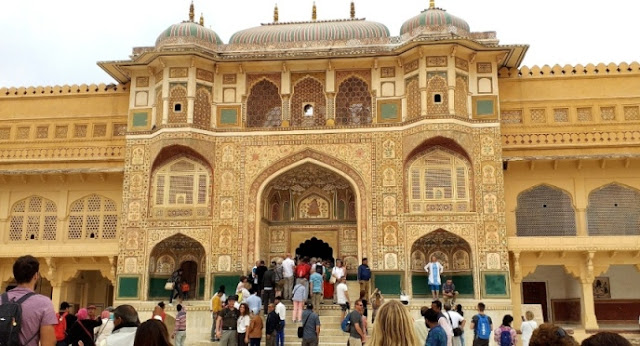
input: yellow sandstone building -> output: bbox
[1,0,638,342]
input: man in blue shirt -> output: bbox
[425,308,447,346]
[309,267,324,313]
[357,258,371,298]
[245,289,262,315]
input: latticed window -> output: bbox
[67,194,118,239]
[587,184,640,235]
[247,79,282,128]
[291,78,326,127]
[406,77,421,120]
[426,76,448,114]
[335,77,372,125]
[408,148,471,213]
[516,185,576,236]
[454,76,468,116]
[152,157,211,218]
[9,196,57,241]
[168,85,187,124]
[194,86,212,128]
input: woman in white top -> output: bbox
[331,259,345,303]
[520,310,538,346]
[236,303,251,346]
[94,310,114,345]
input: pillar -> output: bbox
[580,251,599,330]
[51,281,65,313]
[510,252,523,330]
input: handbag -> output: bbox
[297,314,310,338]
[165,280,175,290]
[330,276,337,284]
[446,311,463,336]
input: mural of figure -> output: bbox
[411,251,425,270]
[307,198,321,216]
[453,250,470,270]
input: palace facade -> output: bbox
[1,0,639,333]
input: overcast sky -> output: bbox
[1,0,637,87]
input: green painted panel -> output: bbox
[380,103,398,119]
[484,273,507,295]
[198,276,205,298]
[132,112,148,127]
[148,277,170,299]
[346,273,358,281]
[412,273,474,296]
[476,100,494,116]
[213,275,241,295]
[220,109,238,124]
[118,277,139,299]
[374,274,402,295]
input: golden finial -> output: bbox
[312,1,317,21]
[350,1,355,19]
[189,1,195,21]
[429,0,435,9]
[274,4,279,22]
[199,12,204,25]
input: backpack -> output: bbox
[0,292,36,346]
[296,265,306,279]
[499,327,513,346]
[340,311,351,333]
[475,314,491,340]
[54,312,68,341]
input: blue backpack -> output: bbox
[341,311,351,333]
[476,314,491,340]
[499,327,513,346]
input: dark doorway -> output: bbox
[179,260,198,299]
[296,237,334,263]
[523,281,548,322]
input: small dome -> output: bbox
[400,7,470,36]
[229,19,390,46]
[156,21,223,49]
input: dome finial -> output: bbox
[274,3,279,23]
[429,0,435,9]
[350,1,355,19]
[199,12,204,26]
[312,1,317,21]
[189,1,195,22]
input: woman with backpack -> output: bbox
[67,308,102,346]
[493,315,517,346]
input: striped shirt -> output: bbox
[174,311,187,331]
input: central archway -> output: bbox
[296,237,334,264]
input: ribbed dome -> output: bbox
[155,21,223,49]
[229,19,390,46]
[400,7,470,36]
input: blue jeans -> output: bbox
[276,320,285,346]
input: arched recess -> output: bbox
[410,229,474,297]
[335,76,372,125]
[404,141,473,214]
[291,76,326,127]
[67,194,118,240]
[587,183,640,235]
[246,79,282,128]
[516,184,576,236]
[9,196,58,241]
[148,233,206,300]
[248,149,367,271]
[149,145,213,219]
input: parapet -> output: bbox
[498,62,640,79]
[0,83,128,97]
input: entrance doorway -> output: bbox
[296,237,334,263]
[523,281,549,322]
[179,260,198,300]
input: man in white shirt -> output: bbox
[332,260,346,303]
[274,296,287,346]
[432,300,454,346]
[282,254,295,300]
[444,303,465,346]
[336,277,350,320]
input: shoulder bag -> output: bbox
[298,314,310,338]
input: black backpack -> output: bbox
[0,292,36,346]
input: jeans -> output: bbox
[276,320,285,346]
[169,286,180,303]
[210,312,218,341]
[174,330,186,346]
[262,288,275,315]
[249,338,261,346]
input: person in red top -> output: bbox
[152,302,166,322]
[181,281,190,302]
[295,257,312,299]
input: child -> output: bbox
[181,280,190,302]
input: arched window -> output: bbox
[335,76,372,125]
[587,183,640,235]
[247,79,282,128]
[408,148,471,213]
[291,77,326,127]
[68,194,118,239]
[516,185,576,236]
[9,196,57,241]
[152,157,211,218]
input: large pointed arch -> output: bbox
[247,149,368,270]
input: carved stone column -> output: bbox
[326,92,335,126]
[580,251,599,330]
[510,251,523,330]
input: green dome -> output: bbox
[400,7,470,36]
[156,21,223,49]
